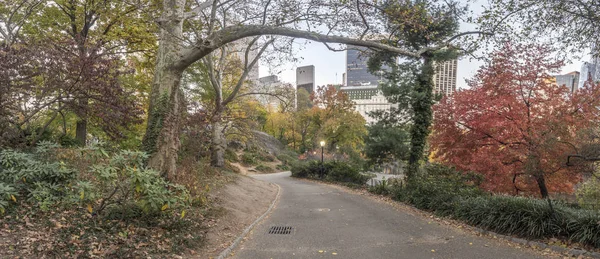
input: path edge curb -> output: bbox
[216,181,281,259]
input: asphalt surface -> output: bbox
[233,172,551,259]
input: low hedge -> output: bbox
[255,164,275,173]
[387,164,600,248]
[291,160,370,186]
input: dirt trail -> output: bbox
[198,175,277,258]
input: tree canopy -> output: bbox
[430,43,600,198]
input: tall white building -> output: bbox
[433,59,458,96]
[296,65,315,94]
[578,44,600,89]
[231,38,260,84]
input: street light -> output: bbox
[320,141,325,178]
[320,141,325,163]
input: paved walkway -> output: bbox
[233,172,552,259]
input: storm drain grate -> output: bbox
[268,226,293,235]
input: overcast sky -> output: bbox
[258,1,585,90]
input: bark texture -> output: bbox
[142,0,185,179]
[210,118,226,167]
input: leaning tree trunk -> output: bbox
[535,172,550,199]
[210,109,226,167]
[142,0,185,179]
[407,54,435,179]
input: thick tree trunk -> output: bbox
[407,55,435,178]
[210,120,226,167]
[142,0,185,179]
[210,109,226,167]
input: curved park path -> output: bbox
[232,172,554,259]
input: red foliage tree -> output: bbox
[430,43,600,198]
[0,40,143,147]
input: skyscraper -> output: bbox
[296,65,315,94]
[346,46,384,86]
[578,44,600,89]
[433,59,458,96]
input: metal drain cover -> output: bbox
[268,226,293,234]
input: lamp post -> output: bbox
[320,141,325,163]
[320,141,325,178]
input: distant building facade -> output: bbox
[578,44,600,89]
[555,71,580,92]
[231,38,259,84]
[433,59,458,96]
[579,61,600,89]
[340,85,395,124]
[342,48,457,124]
[346,46,385,86]
[296,65,315,94]
[256,75,293,112]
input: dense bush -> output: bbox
[276,153,295,165]
[291,160,369,185]
[257,153,276,162]
[276,164,290,171]
[241,152,257,166]
[575,177,600,210]
[0,142,189,216]
[255,164,275,173]
[394,164,484,216]
[0,142,76,211]
[386,163,600,248]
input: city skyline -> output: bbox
[259,40,584,91]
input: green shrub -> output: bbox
[290,160,369,185]
[453,196,564,238]
[276,152,298,165]
[0,183,17,214]
[324,161,369,185]
[566,209,600,247]
[71,148,189,215]
[290,160,323,179]
[241,153,257,166]
[576,177,600,210]
[255,164,275,173]
[386,163,600,248]
[257,153,276,162]
[224,149,239,162]
[0,142,190,216]
[369,178,392,195]
[276,164,290,171]
[394,164,483,216]
[0,141,76,211]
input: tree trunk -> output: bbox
[142,0,185,179]
[535,172,549,199]
[75,119,87,145]
[407,55,435,178]
[210,110,226,167]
